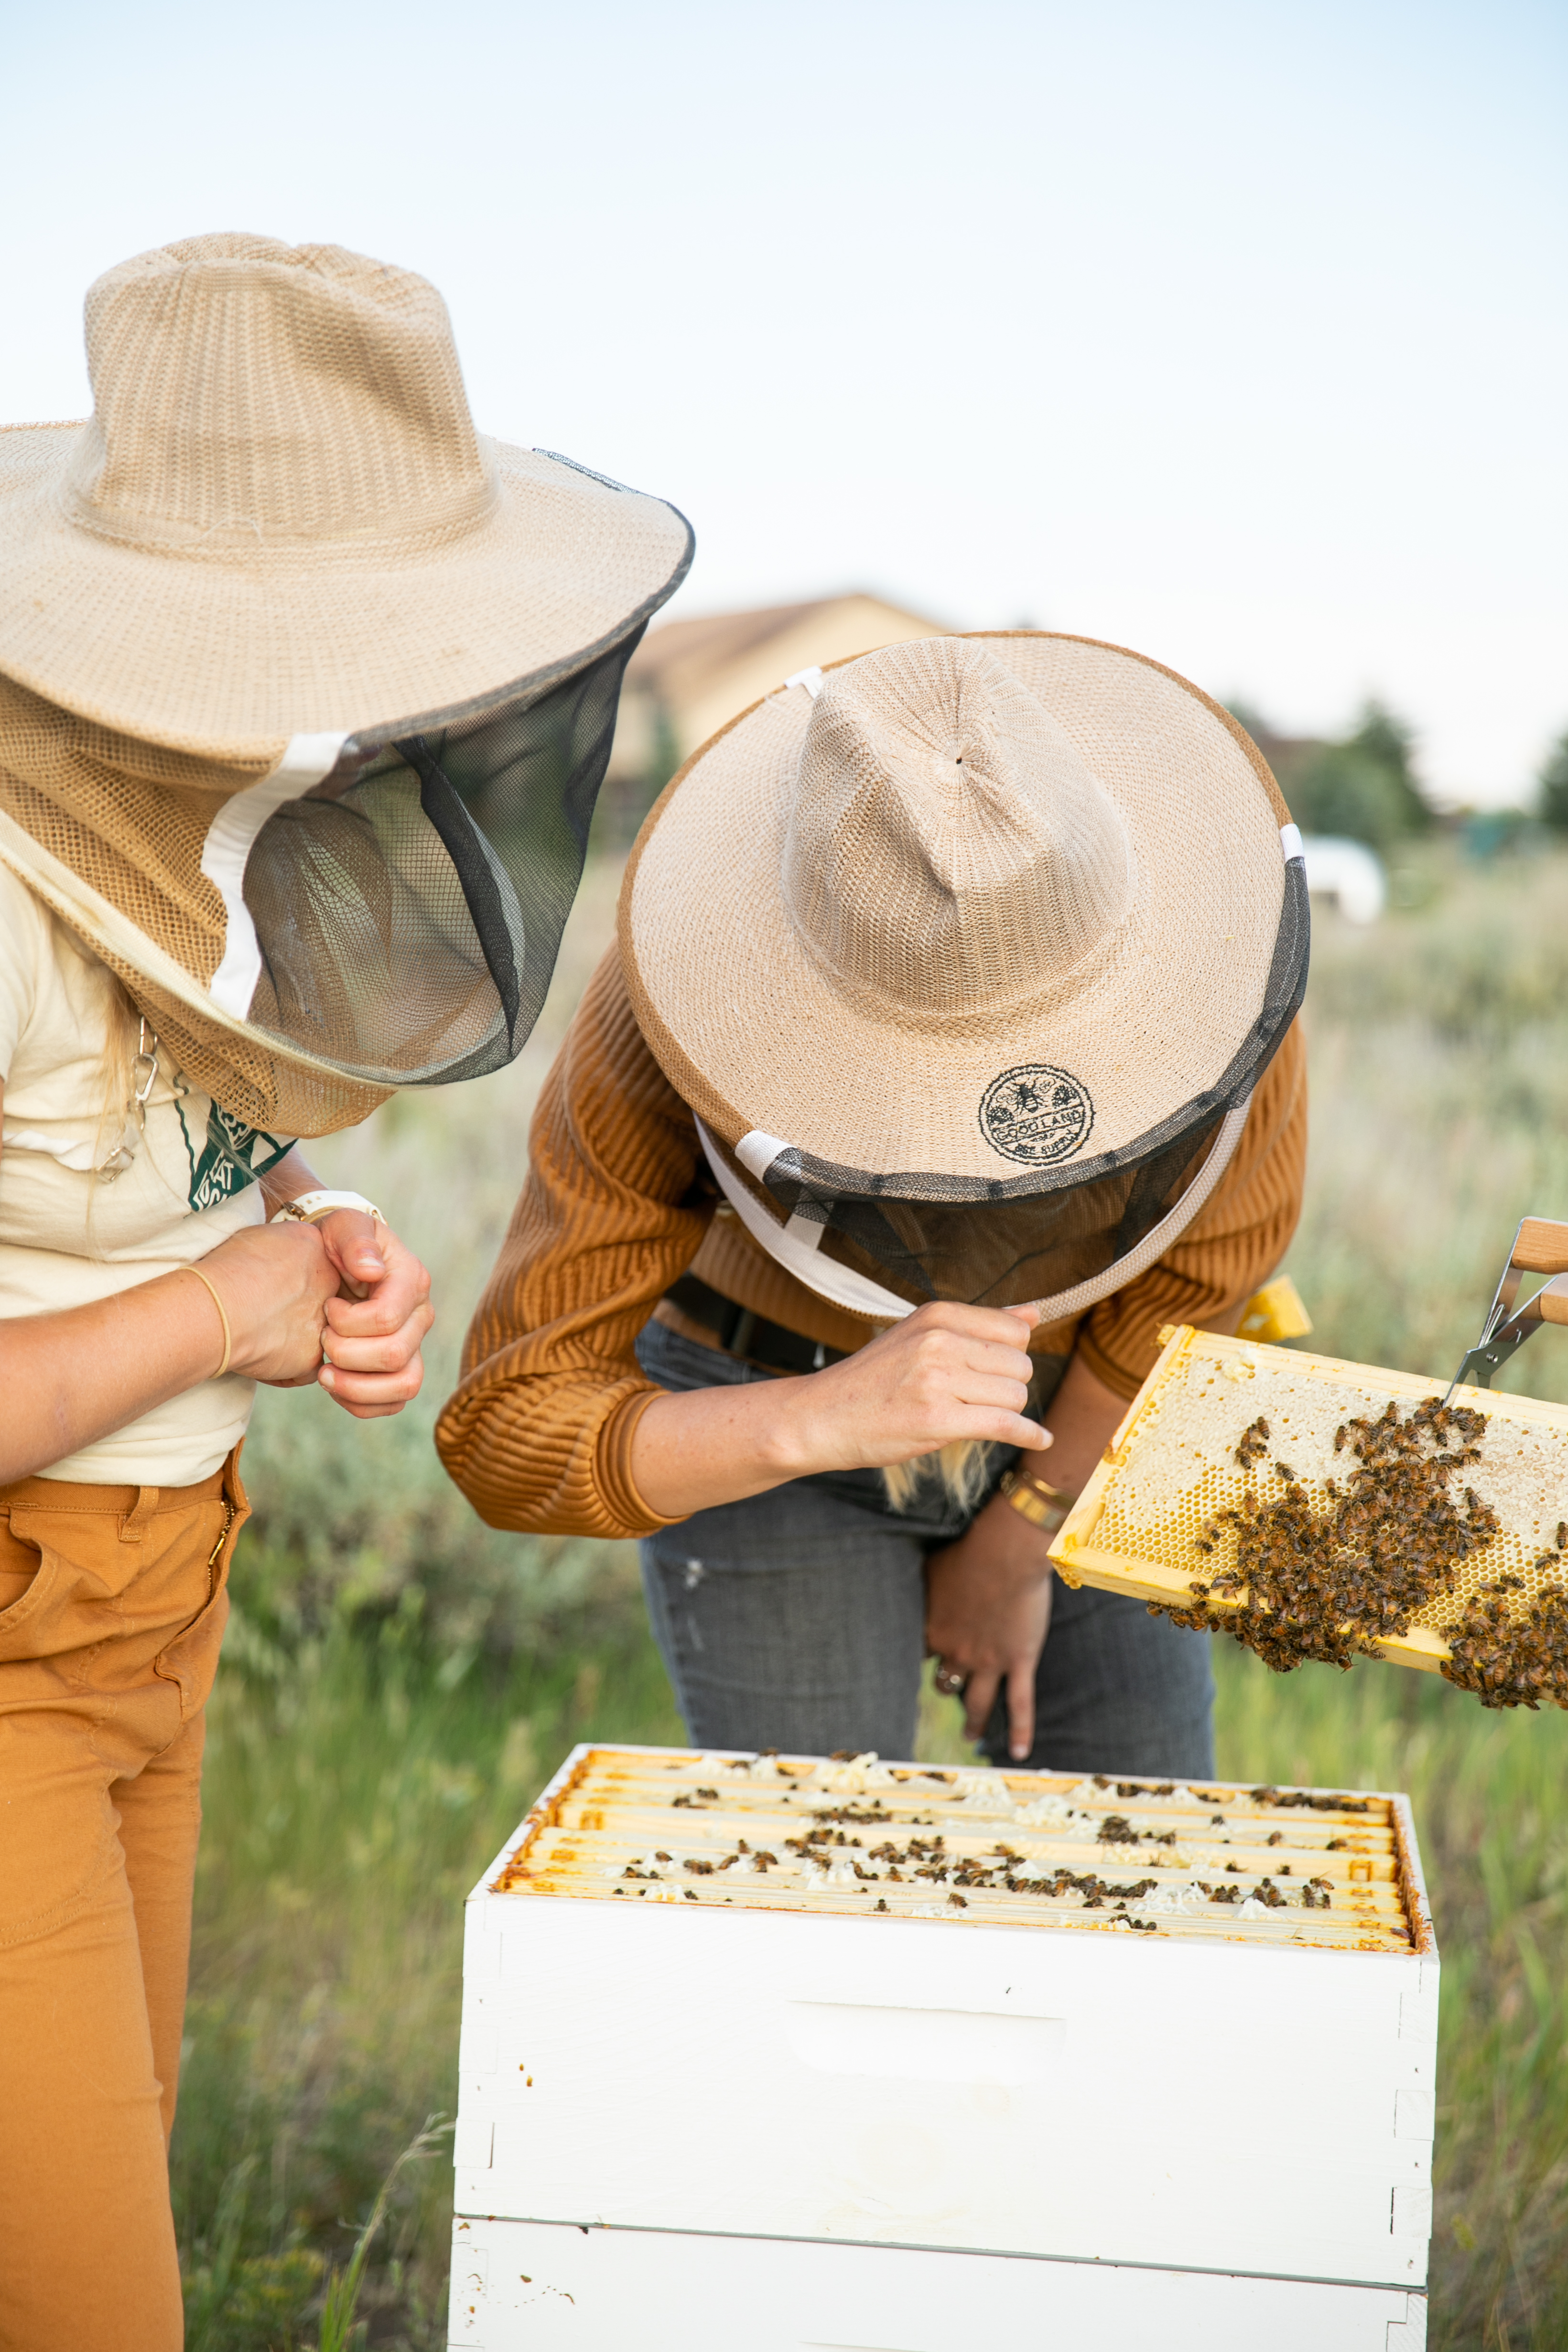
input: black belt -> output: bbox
[663,1273,849,1377]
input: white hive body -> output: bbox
[449,1744,1437,2349]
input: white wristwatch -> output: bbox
[271,1188,385,1226]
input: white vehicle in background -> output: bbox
[1301,834,1387,924]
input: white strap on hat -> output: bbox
[701,1094,1254,1330]
[202,732,349,1016]
[783,667,823,699]
[698,1121,915,1322]
[734,1130,790,1181]
[1280,823,1304,859]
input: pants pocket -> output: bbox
[0,1515,55,1652]
[153,1464,251,1722]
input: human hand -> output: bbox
[777,1300,1049,1478]
[199,1219,341,1386]
[925,1494,1057,1760]
[313,1210,433,1419]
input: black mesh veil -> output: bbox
[238,627,643,1086]
[704,856,1310,1318]
[752,1116,1229,1311]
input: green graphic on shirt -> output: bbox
[177,1097,293,1213]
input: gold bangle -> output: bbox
[999,1468,1074,1530]
[184,1264,233,1378]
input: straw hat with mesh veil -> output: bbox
[0,232,692,1136]
[621,633,1308,1323]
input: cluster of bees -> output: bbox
[1154,1398,1503,1676]
[615,1817,1337,1929]
[1246,1784,1373,1813]
[1440,1524,1568,1709]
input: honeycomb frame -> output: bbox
[1050,1324,1568,1674]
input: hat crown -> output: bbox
[65,233,496,552]
[781,638,1133,1017]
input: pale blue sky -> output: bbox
[5,0,1563,803]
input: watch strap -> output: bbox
[273,1187,384,1225]
[999,1467,1075,1531]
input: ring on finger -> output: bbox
[933,1661,968,1698]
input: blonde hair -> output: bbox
[95,975,144,1166]
[882,1439,997,1516]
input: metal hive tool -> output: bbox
[1444,1214,1568,1398]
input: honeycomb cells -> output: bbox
[1091,1347,1568,1640]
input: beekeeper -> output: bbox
[0,233,690,2352]
[440,633,1307,1774]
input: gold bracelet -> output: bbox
[184,1264,233,1378]
[999,1467,1075,1531]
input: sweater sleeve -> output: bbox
[434,946,713,1537]
[1074,1019,1308,1401]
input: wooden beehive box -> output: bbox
[448,1742,1437,2350]
[1053,1323,1568,1676]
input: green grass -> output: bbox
[176,842,1568,2348]
[177,1596,686,2348]
[1214,1648,1568,2348]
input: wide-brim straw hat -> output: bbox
[622,632,1306,1198]
[0,233,692,757]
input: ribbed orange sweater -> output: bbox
[436,946,1307,1538]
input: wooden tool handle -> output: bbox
[1541,1281,1568,1328]
[1512,1218,1568,1275]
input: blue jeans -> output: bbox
[635,1319,1215,1778]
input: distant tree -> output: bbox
[1341,701,1430,834]
[1538,729,1568,832]
[1286,699,1430,852]
[1287,748,1410,852]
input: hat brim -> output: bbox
[0,425,692,757]
[621,632,1305,1197]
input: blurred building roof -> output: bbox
[1244,722,1326,802]
[608,591,953,780]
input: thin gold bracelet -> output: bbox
[998,1467,1075,1531]
[183,1264,233,1378]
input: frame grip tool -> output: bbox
[1445,1216,1568,1401]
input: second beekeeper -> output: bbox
[437,632,1308,1775]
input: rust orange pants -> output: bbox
[0,1455,248,2352]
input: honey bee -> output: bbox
[1160,1396,1506,1682]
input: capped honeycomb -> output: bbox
[1053,1325,1568,1680]
[493,1743,1430,1957]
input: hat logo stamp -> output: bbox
[979,1064,1094,1165]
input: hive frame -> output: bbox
[1050,1324,1568,1674]
[476,1740,1436,1959]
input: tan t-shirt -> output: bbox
[0,863,292,1484]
